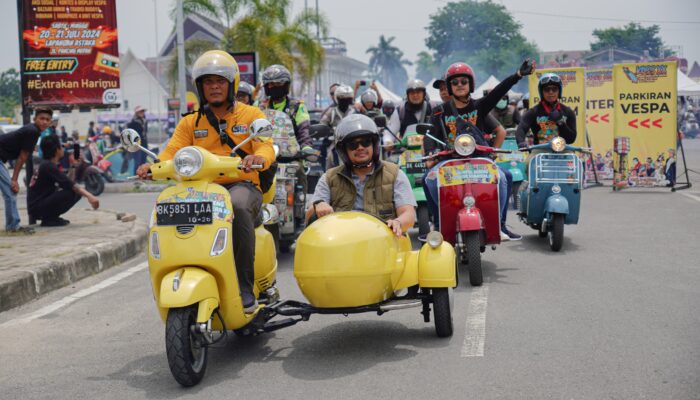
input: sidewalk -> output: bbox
[0,206,148,312]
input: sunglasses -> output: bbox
[542,86,559,93]
[450,78,470,87]
[346,137,373,151]
[540,75,561,85]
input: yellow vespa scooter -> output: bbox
[121,121,279,386]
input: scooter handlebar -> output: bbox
[237,164,264,170]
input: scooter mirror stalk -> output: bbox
[231,118,272,156]
[415,123,433,135]
[120,128,159,161]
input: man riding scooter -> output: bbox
[306,114,416,237]
[423,60,535,241]
[136,50,275,313]
[515,73,577,154]
[389,79,432,137]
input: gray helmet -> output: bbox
[406,78,426,92]
[335,114,381,166]
[360,89,378,106]
[237,81,254,96]
[262,64,291,85]
[334,84,354,102]
[382,99,395,109]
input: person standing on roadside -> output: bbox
[0,107,53,234]
[126,106,149,174]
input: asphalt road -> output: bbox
[1,142,700,399]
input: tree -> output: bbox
[415,51,439,83]
[221,0,327,95]
[173,0,247,29]
[424,0,538,89]
[366,35,412,94]
[591,23,668,58]
[166,39,219,96]
[0,69,20,117]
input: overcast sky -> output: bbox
[2,0,699,79]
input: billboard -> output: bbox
[585,69,615,180]
[230,52,258,87]
[18,0,121,109]
[612,62,677,189]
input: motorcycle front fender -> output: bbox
[417,241,457,288]
[412,186,426,202]
[544,194,569,216]
[457,207,483,232]
[509,167,525,182]
[159,268,220,323]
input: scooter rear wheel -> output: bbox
[85,172,104,196]
[166,306,208,387]
[432,288,453,337]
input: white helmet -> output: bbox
[334,85,354,102]
[360,89,378,106]
[335,114,380,166]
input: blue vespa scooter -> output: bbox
[517,137,590,251]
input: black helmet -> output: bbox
[335,114,381,167]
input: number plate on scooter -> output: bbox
[156,202,213,226]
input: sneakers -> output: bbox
[6,226,35,235]
[41,217,70,227]
[500,231,510,241]
[501,225,522,241]
[241,291,258,314]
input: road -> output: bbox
[1,141,700,399]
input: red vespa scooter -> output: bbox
[419,124,509,286]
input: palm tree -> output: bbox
[220,0,328,95]
[366,35,412,94]
[173,0,247,29]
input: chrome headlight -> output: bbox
[454,134,476,156]
[551,137,566,152]
[463,195,476,208]
[426,231,444,249]
[551,184,561,194]
[173,147,203,177]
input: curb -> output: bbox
[0,219,148,313]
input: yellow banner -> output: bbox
[528,67,586,147]
[613,61,677,188]
[585,69,615,180]
[438,163,499,186]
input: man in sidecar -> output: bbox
[305,114,417,237]
[136,50,275,313]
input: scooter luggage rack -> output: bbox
[534,153,583,185]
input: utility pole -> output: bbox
[154,0,163,138]
[315,0,321,108]
[176,0,187,116]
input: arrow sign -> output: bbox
[641,118,650,128]
[628,118,638,128]
[590,114,599,123]
[652,118,662,128]
[601,113,609,123]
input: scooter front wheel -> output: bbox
[462,231,483,286]
[432,288,453,337]
[166,306,208,387]
[549,214,565,252]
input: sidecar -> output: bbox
[271,212,457,337]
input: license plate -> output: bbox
[156,202,213,226]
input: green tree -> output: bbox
[0,68,20,117]
[166,39,219,96]
[366,35,412,94]
[221,0,327,95]
[425,0,537,88]
[415,51,439,83]
[174,0,247,29]
[591,23,668,58]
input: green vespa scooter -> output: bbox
[496,128,527,209]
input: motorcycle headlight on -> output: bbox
[550,137,566,152]
[454,134,476,156]
[173,147,203,177]
[463,195,476,208]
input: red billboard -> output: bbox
[18,0,121,109]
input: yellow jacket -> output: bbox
[159,103,275,189]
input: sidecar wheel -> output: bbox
[166,306,208,387]
[432,288,453,337]
[417,204,430,235]
[549,214,565,252]
[463,231,483,287]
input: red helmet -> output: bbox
[445,62,476,95]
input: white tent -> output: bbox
[426,79,441,102]
[677,69,700,96]
[470,75,522,100]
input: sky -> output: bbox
[2,0,699,79]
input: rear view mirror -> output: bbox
[415,123,433,135]
[120,129,142,153]
[373,115,387,128]
[249,119,273,138]
[309,124,332,139]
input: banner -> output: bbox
[528,67,586,147]
[230,52,258,86]
[612,62,677,189]
[19,0,121,108]
[585,69,615,180]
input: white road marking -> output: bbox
[0,262,147,328]
[679,191,700,204]
[461,283,490,357]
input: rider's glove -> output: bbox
[301,145,317,156]
[518,59,535,77]
[549,109,567,126]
